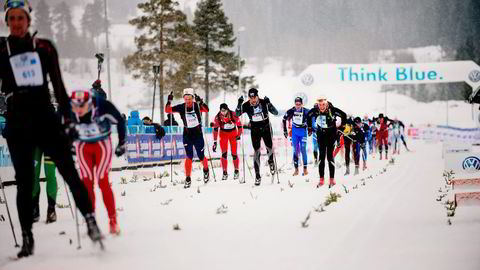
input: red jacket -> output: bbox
[213,110,243,141]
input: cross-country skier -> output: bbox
[389,118,409,154]
[307,95,346,188]
[282,96,309,176]
[165,88,210,188]
[32,147,57,223]
[352,117,368,174]
[373,113,393,160]
[0,0,102,257]
[212,103,243,180]
[236,88,278,186]
[69,89,126,235]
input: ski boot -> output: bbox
[362,161,367,171]
[85,213,103,242]
[379,152,383,160]
[385,152,388,160]
[303,167,308,176]
[32,204,40,223]
[269,162,276,175]
[354,166,359,175]
[233,170,240,180]
[109,216,120,235]
[203,169,210,184]
[328,178,336,188]
[46,206,57,224]
[222,171,228,181]
[184,176,192,189]
[255,174,261,186]
[17,230,34,258]
[292,168,299,176]
[344,166,350,176]
[316,177,324,188]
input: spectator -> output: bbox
[142,116,166,140]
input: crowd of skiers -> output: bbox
[0,0,409,259]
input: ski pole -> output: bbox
[74,205,81,250]
[239,101,247,184]
[95,53,104,81]
[203,128,216,182]
[266,104,280,184]
[337,129,356,142]
[0,176,20,247]
[63,181,74,219]
[152,66,160,121]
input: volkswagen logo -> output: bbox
[468,70,480,83]
[301,73,314,86]
[462,156,480,172]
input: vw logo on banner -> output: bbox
[301,73,314,86]
[462,156,480,172]
[468,70,480,83]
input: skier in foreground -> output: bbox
[282,97,310,176]
[165,88,210,188]
[307,95,346,188]
[69,89,126,235]
[0,0,101,258]
[212,103,243,181]
[236,88,278,186]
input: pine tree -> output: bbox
[53,1,80,60]
[124,0,195,123]
[192,0,238,126]
[34,0,53,40]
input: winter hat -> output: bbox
[294,97,303,104]
[378,113,384,118]
[219,103,229,111]
[248,88,258,98]
[354,117,361,123]
[316,94,327,102]
[70,90,92,106]
[4,0,32,22]
[183,88,195,97]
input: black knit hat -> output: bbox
[294,97,303,104]
[354,117,361,123]
[220,103,228,111]
[379,113,384,118]
[248,88,258,97]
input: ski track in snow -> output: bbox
[0,141,480,270]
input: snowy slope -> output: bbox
[1,140,479,270]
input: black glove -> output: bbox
[115,143,126,157]
[212,141,217,152]
[283,129,288,139]
[236,134,241,140]
[167,92,174,102]
[238,96,244,106]
[264,96,270,104]
[194,94,203,103]
[64,122,79,141]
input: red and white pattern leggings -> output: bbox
[75,137,116,219]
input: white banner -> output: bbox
[445,151,480,174]
[298,61,480,90]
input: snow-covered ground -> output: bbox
[1,140,480,270]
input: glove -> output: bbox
[236,135,241,141]
[360,143,366,148]
[264,96,270,104]
[194,94,203,103]
[167,92,174,102]
[283,129,288,139]
[238,96,244,106]
[212,141,217,152]
[308,127,313,136]
[64,122,79,141]
[115,143,126,157]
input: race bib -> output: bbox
[77,123,102,140]
[252,113,263,122]
[293,111,303,126]
[9,52,44,87]
[316,115,327,128]
[223,122,235,130]
[186,112,200,128]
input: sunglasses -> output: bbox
[4,0,30,11]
